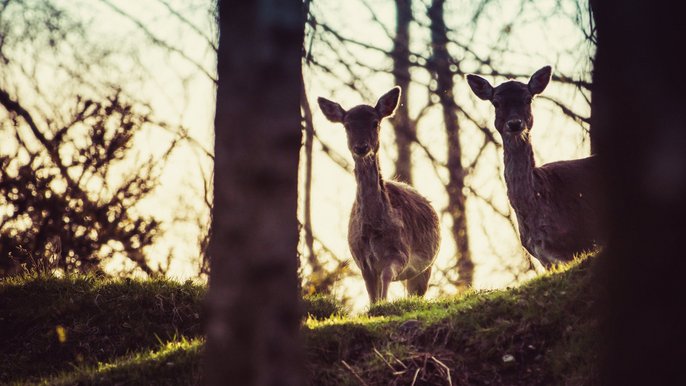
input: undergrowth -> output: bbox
[0,274,343,384]
[1,257,599,385]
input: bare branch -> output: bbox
[99,0,217,84]
[538,95,591,126]
[154,0,217,52]
[312,130,353,174]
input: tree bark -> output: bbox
[206,1,304,385]
[391,0,414,184]
[591,1,686,384]
[428,0,473,289]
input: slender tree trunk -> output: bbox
[591,1,686,384]
[391,0,414,184]
[428,0,473,289]
[301,70,320,276]
[206,1,304,385]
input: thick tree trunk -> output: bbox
[428,0,473,289]
[206,1,304,385]
[391,0,414,184]
[591,1,686,384]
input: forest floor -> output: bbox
[0,256,599,385]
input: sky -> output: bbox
[1,0,594,310]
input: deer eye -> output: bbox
[526,97,533,104]
[372,120,379,127]
[492,101,500,108]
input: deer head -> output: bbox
[467,66,552,137]
[318,87,400,159]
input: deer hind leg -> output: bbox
[379,260,404,302]
[406,266,431,297]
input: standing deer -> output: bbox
[466,66,602,268]
[318,87,440,303]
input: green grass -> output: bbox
[303,293,349,320]
[1,257,600,385]
[45,339,203,386]
[303,258,599,385]
[0,274,345,384]
[0,275,205,384]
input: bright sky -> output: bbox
[2,0,593,310]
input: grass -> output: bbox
[0,274,344,384]
[1,257,600,385]
[45,339,203,386]
[304,257,600,385]
[0,275,205,384]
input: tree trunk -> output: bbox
[591,1,686,384]
[205,1,304,385]
[428,0,473,289]
[301,70,321,278]
[391,0,414,184]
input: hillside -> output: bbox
[0,258,599,385]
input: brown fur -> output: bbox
[467,67,603,268]
[318,88,441,303]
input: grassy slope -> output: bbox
[305,258,599,385]
[0,276,205,384]
[1,258,599,385]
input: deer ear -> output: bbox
[528,66,552,95]
[317,97,346,123]
[466,74,494,101]
[375,87,401,118]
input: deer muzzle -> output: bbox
[353,144,371,157]
[506,119,524,132]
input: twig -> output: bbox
[431,356,453,386]
[373,347,397,372]
[341,360,369,386]
[410,367,421,386]
[359,0,393,40]
[538,95,591,126]
[154,0,217,52]
[393,354,408,370]
[99,0,216,84]
[312,131,353,174]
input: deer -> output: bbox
[466,66,602,268]
[318,87,441,303]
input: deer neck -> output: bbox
[503,132,537,208]
[354,154,390,223]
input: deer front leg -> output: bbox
[361,269,380,303]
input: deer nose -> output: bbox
[506,119,524,132]
[353,144,371,156]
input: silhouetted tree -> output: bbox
[205,1,304,385]
[0,87,169,277]
[0,0,210,277]
[591,1,686,384]
[428,0,473,289]
[391,0,414,184]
